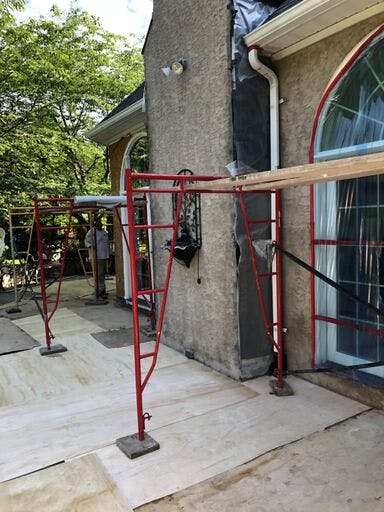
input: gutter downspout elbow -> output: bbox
[248,47,280,170]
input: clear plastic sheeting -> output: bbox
[313,30,384,380]
[252,239,274,267]
[226,160,254,177]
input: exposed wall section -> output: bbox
[232,0,278,377]
[144,0,239,378]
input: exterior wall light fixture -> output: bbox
[161,59,187,77]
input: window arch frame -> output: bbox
[309,23,384,374]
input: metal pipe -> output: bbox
[126,168,145,440]
[248,46,283,386]
[8,212,19,311]
[310,185,316,368]
[34,198,52,350]
[275,190,284,388]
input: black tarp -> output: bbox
[231,1,280,377]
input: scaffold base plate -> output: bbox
[116,432,160,459]
[140,325,156,337]
[84,298,109,306]
[39,344,68,356]
[269,379,294,396]
[6,307,22,314]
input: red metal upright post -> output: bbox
[125,168,185,441]
[126,168,145,440]
[274,189,284,389]
[33,198,74,355]
[34,198,52,351]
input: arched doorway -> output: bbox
[120,133,151,302]
[310,25,384,380]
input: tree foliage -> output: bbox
[0,5,144,225]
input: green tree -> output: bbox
[0,5,144,224]
[0,0,25,25]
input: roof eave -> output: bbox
[85,99,145,146]
[244,0,384,60]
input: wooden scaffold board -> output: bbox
[188,152,384,191]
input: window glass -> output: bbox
[314,30,384,377]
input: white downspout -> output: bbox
[248,47,280,345]
[248,47,279,170]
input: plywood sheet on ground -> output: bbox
[13,308,105,343]
[70,304,134,331]
[0,334,187,409]
[0,360,256,482]
[0,318,39,355]
[137,410,384,512]
[0,333,132,407]
[91,327,152,348]
[96,376,369,508]
[0,454,132,512]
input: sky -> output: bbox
[17,0,153,37]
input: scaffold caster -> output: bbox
[116,432,160,459]
[39,344,67,356]
[270,379,294,396]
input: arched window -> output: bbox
[311,26,384,380]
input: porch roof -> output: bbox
[85,84,146,146]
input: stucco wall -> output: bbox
[277,14,384,403]
[144,0,239,377]
[109,136,130,300]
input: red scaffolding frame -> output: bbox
[33,195,155,354]
[32,170,285,449]
[34,197,74,355]
[124,168,284,443]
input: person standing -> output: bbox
[85,218,110,299]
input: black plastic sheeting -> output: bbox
[230,1,280,377]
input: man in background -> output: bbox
[85,218,110,299]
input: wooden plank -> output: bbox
[0,359,256,482]
[0,454,132,512]
[187,152,384,191]
[136,410,384,512]
[96,376,369,509]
